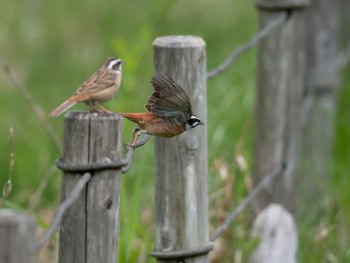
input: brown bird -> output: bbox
[49,57,124,117]
[122,74,204,148]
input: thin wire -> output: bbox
[210,164,285,241]
[55,144,134,174]
[151,243,214,260]
[207,12,287,79]
[34,172,92,249]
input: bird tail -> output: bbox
[120,112,134,119]
[120,112,141,122]
[120,112,157,124]
[49,94,88,117]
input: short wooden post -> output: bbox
[253,0,308,214]
[152,36,210,263]
[0,209,37,263]
[58,111,123,263]
[300,0,340,212]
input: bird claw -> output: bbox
[123,128,151,152]
[124,143,136,152]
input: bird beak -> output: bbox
[199,121,205,125]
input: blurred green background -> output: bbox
[0,0,349,262]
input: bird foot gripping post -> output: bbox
[56,111,132,263]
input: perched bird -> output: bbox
[122,74,204,148]
[49,57,124,117]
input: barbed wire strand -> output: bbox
[210,164,285,241]
[34,172,92,250]
[0,58,62,153]
[207,12,287,80]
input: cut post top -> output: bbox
[0,208,36,226]
[256,0,310,10]
[64,110,122,120]
[153,35,205,48]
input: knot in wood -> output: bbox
[105,197,113,210]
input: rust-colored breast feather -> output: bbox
[121,112,185,137]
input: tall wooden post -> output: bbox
[253,0,308,214]
[58,111,123,263]
[0,209,37,263]
[152,36,210,263]
[300,0,340,212]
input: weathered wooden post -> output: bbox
[253,0,308,215]
[0,209,37,263]
[152,36,211,263]
[339,0,350,50]
[58,111,123,263]
[300,0,340,212]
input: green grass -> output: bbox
[0,0,349,262]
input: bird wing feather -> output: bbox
[76,70,116,94]
[145,74,192,120]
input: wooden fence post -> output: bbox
[0,209,37,263]
[253,0,309,214]
[58,111,123,263]
[339,0,350,50]
[300,0,340,213]
[152,36,210,263]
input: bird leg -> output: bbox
[126,128,151,149]
[98,105,114,114]
[85,101,99,113]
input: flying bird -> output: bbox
[122,74,204,148]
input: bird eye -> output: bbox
[187,117,199,127]
[113,62,121,69]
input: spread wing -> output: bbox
[145,74,193,119]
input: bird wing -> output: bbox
[145,74,193,120]
[76,70,116,94]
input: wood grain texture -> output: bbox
[300,0,340,213]
[59,111,90,263]
[0,209,37,263]
[339,0,350,49]
[153,36,209,263]
[58,111,123,263]
[253,8,306,214]
[86,113,122,263]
